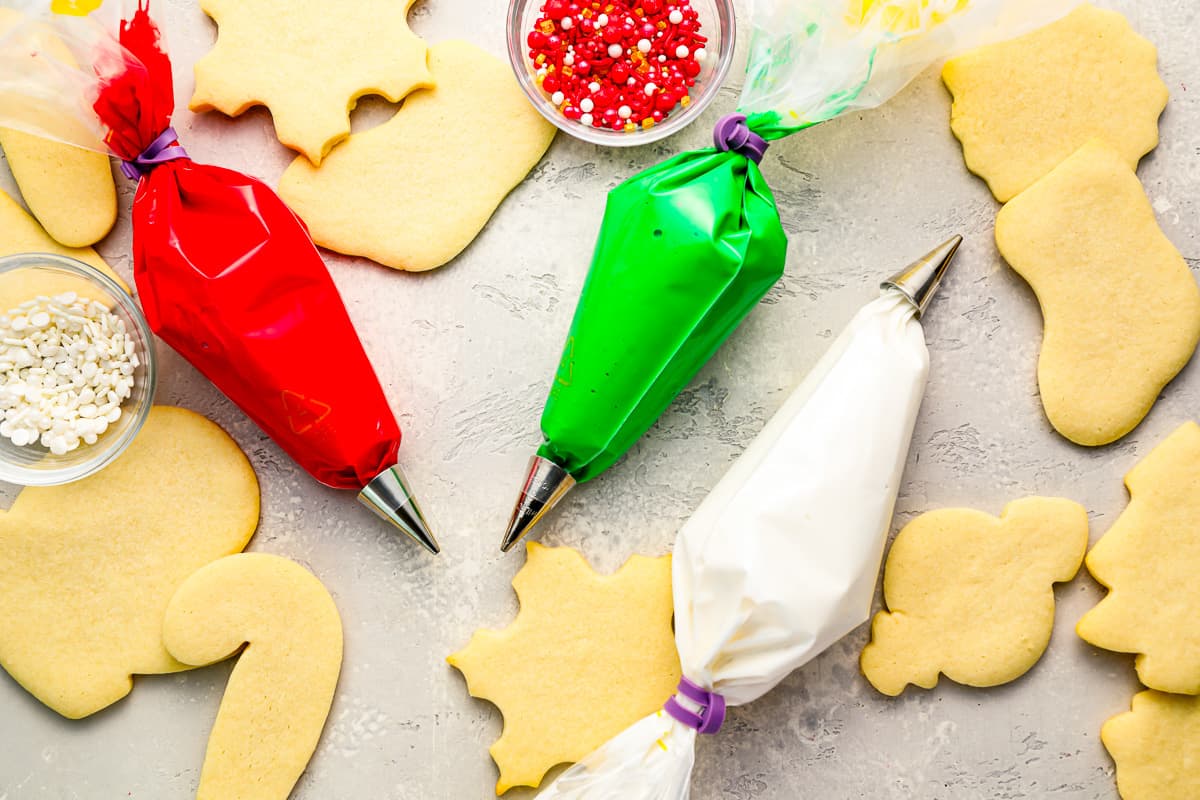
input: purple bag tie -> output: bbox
[713,113,768,164]
[119,126,189,180]
[663,676,726,734]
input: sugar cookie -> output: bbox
[995,139,1200,446]
[1102,690,1200,800]
[0,8,117,247]
[0,406,259,718]
[278,40,555,272]
[943,4,1167,202]
[163,553,343,800]
[861,498,1088,696]
[0,187,126,306]
[1077,421,1200,694]
[448,542,679,793]
[190,0,433,164]
[0,129,117,248]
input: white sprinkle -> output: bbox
[580,97,595,112]
[608,43,623,58]
[675,45,689,58]
[644,82,657,95]
[563,52,575,65]
[627,77,636,85]
[551,90,565,105]
[637,38,652,53]
[588,81,601,93]
[669,8,683,23]
[0,295,137,454]
[618,104,632,119]
[596,12,608,25]
[560,16,573,29]
[694,47,707,63]
[580,112,593,126]
[658,54,667,62]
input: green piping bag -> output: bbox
[502,0,1070,551]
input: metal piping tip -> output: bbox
[881,234,963,317]
[500,455,576,552]
[358,465,440,554]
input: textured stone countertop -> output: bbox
[2,0,1198,798]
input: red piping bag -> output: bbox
[93,3,437,551]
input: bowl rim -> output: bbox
[0,251,158,486]
[506,0,738,147]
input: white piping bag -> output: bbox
[535,235,961,799]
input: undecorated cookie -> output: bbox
[1077,421,1200,695]
[0,128,116,247]
[448,542,679,793]
[943,4,1167,202]
[0,187,127,309]
[1103,690,1200,800]
[860,498,1088,696]
[995,139,1200,446]
[279,40,556,272]
[0,8,117,246]
[163,553,343,800]
[0,406,259,718]
[190,0,432,164]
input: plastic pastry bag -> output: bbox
[535,238,959,798]
[0,1,437,550]
[503,0,1072,549]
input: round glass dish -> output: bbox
[507,0,736,146]
[0,253,157,486]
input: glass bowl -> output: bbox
[0,253,157,486]
[507,0,736,146]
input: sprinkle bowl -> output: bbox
[0,253,157,486]
[507,0,736,146]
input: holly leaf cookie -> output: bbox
[860,498,1088,696]
[995,139,1200,447]
[163,553,343,800]
[1102,690,1200,800]
[190,0,433,164]
[447,542,679,794]
[278,40,556,272]
[943,4,1167,202]
[1078,421,1200,694]
[0,406,259,718]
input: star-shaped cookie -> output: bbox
[448,542,680,794]
[190,0,434,164]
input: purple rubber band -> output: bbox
[663,676,726,734]
[713,113,768,164]
[119,126,189,180]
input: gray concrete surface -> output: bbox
[2,0,1198,797]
